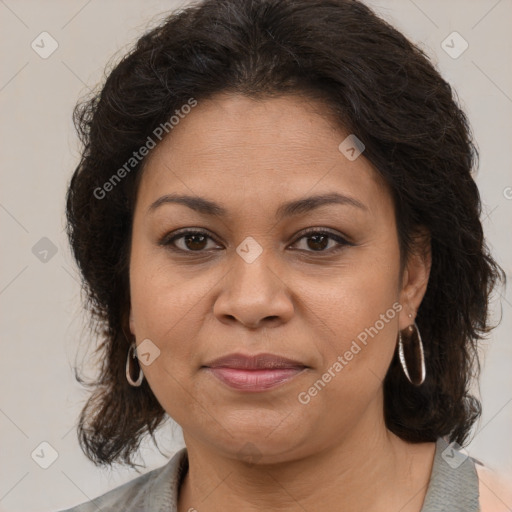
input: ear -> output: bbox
[398,227,432,330]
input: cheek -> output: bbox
[300,250,401,392]
[128,245,216,393]
[129,236,206,333]
[307,251,400,338]
[129,264,204,418]
[295,277,400,433]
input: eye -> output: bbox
[290,228,353,253]
[159,228,353,254]
[160,229,221,252]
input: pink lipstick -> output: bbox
[203,353,307,392]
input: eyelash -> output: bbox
[159,228,353,255]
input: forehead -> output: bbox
[136,93,391,218]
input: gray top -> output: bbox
[58,437,480,512]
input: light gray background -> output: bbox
[1,1,511,511]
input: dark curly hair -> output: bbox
[66,0,505,468]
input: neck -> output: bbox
[177,405,435,512]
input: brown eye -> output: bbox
[180,233,208,251]
[160,230,220,252]
[305,233,330,251]
[160,228,352,255]
[291,229,352,253]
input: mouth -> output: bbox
[202,353,308,392]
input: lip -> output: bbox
[204,352,307,370]
[202,353,308,392]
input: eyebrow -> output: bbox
[147,192,368,219]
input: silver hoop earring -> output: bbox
[126,343,144,387]
[398,322,426,386]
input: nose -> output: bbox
[213,249,294,330]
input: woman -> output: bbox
[60,0,511,510]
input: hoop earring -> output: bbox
[126,342,144,387]
[398,322,426,386]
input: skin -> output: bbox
[128,93,436,512]
[476,465,512,511]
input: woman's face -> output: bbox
[129,93,429,462]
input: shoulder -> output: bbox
[56,448,188,512]
[476,462,512,512]
[56,466,161,512]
